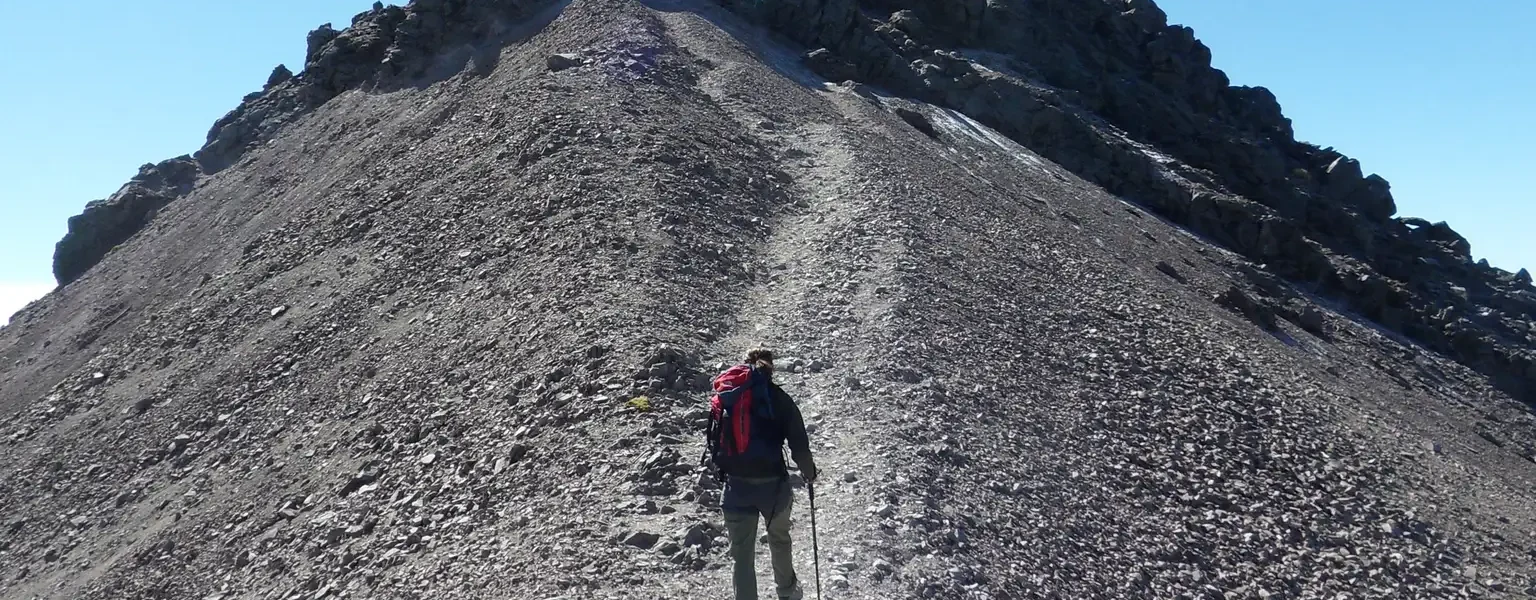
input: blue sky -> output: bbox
[1156,0,1534,272]
[1,1,1532,323]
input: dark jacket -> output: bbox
[728,380,814,479]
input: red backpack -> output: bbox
[703,364,777,480]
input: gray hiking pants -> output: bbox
[722,476,800,600]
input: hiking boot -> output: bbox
[780,583,804,600]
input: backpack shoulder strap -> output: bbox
[750,367,776,420]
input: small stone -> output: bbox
[507,444,529,463]
[843,472,858,483]
[830,574,850,589]
[420,453,437,465]
[270,306,287,318]
[339,467,381,497]
[1155,261,1185,283]
[680,523,712,548]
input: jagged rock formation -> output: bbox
[54,0,570,285]
[10,0,1535,598]
[715,0,1536,402]
[53,157,201,286]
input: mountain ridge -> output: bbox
[45,0,1536,404]
[4,0,1534,598]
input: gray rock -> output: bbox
[679,523,712,548]
[1155,261,1185,283]
[547,53,584,72]
[338,465,381,497]
[623,532,660,550]
[1216,286,1277,331]
[265,64,294,89]
[895,108,938,139]
[1297,306,1327,336]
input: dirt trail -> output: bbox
[651,4,919,596]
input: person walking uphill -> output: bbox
[705,349,817,600]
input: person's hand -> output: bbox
[800,462,818,483]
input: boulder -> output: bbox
[547,53,583,72]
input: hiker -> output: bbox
[707,349,818,600]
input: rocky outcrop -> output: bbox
[718,0,1536,402]
[52,157,201,285]
[199,0,558,172]
[55,0,561,285]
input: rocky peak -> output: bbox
[52,0,563,285]
[263,64,294,89]
[53,157,202,285]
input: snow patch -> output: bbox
[929,108,1048,170]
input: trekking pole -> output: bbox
[808,480,823,599]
